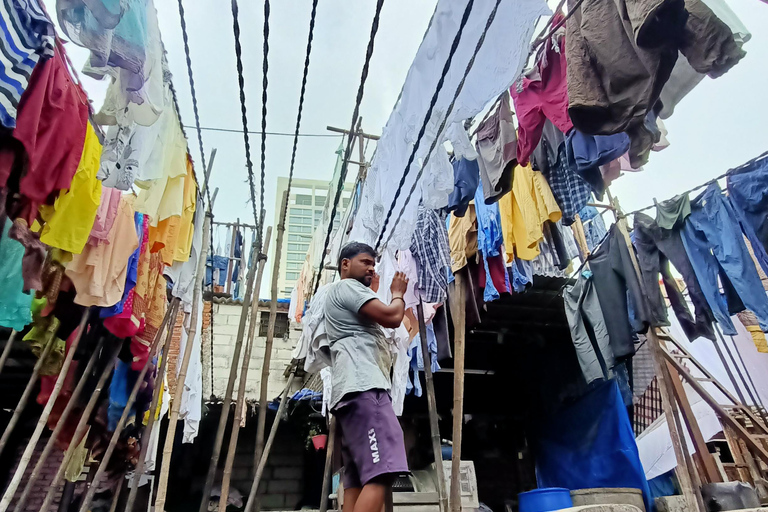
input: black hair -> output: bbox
[338,241,376,268]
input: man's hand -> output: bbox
[390,271,409,298]
[371,272,381,292]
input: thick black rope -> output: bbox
[373,0,476,252]
[313,0,386,295]
[230,0,260,232]
[379,0,503,252]
[176,0,210,205]
[282,0,319,229]
[257,0,270,253]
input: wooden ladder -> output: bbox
[656,327,768,496]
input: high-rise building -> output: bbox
[274,177,354,299]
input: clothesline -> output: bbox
[618,149,768,219]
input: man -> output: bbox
[326,242,409,512]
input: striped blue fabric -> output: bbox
[0,0,53,128]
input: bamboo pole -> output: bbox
[716,327,768,427]
[665,360,722,484]
[197,216,261,512]
[155,213,215,511]
[0,322,58,458]
[449,271,466,512]
[78,300,180,512]
[40,341,123,512]
[318,416,336,512]
[14,330,106,511]
[244,372,297,512]
[109,473,125,512]
[226,219,239,295]
[218,226,273,509]
[0,329,16,376]
[252,192,289,499]
[417,299,448,512]
[0,309,89,510]
[124,296,184,512]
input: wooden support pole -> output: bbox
[0,323,58,457]
[109,474,125,512]
[198,214,262,512]
[252,192,289,492]
[244,372,297,512]
[326,125,380,140]
[611,217,701,510]
[0,309,88,510]
[14,328,105,511]
[218,227,273,509]
[40,342,122,512]
[319,416,337,512]
[124,297,181,512]
[155,213,214,511]
[0,329,16,376]
[666,360,722,484]
[78,300,181,512]
[716,327,768,428]
[664,350,768,465]
[417,299,448,512]
[450,271,466,512]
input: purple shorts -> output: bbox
[333,389,409,488]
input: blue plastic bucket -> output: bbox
[518,488,573,512]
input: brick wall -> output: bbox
[215,424,305,510]
[6,435,66,511]
[209,304,300,401]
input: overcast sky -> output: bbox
[45,0,768,296]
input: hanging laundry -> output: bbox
[177,295,203,443]
[165,198,205,312]
[511,30,572,166]
[680,183,768,335]
[579,206,608,251]
[589,224,650,359]
[477,252,510,302]
[632,212,716,341]
[0,48,88,221]
[410,205,451,304]
[353,0,549,251]
[39,124,103,254]
[0,0,54,128]
[532,121,592,226]
[565,0,744,138]
[148,158,197,266]
[509,256,533,293]
[727,156,768,275]
[475,91,517,203]
[655,194,691,230]
[498,164,562,261]
[66,194,139,308]
[89,187,123,246]
[447,205,478,273]
[406,322,440,398]
[0,220,33,330]
[474,179,503,258]
[565,130,630,193]
[57,0,166,126]
[101,213,145,320]
[446,157,479,217]
[564,270,615,384]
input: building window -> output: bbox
[290,207,311,216]
[301,225,312,233]
[343,197,350,208]
[285,271,300,281]
[290,216,313,226]
[259,312,289,337]
[284,287,293,295]
[287,252,305,262]
[315,195,326,207]
[286,262,302,270]
[295,194,313,206]
[288,243,309,252]
[290,225,312,234]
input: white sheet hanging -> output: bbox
[350,0,549,251]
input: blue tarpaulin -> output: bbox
[533,380,652,512]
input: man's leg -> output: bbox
[343,487,361,512]
[353,475,394,512]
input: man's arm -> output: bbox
[359,271,409,328]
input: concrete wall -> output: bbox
[209,303,301,401]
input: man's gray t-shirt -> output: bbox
[325,279,392,409]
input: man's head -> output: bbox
[338,242,376,286]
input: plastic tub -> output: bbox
[518,488,573,512]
